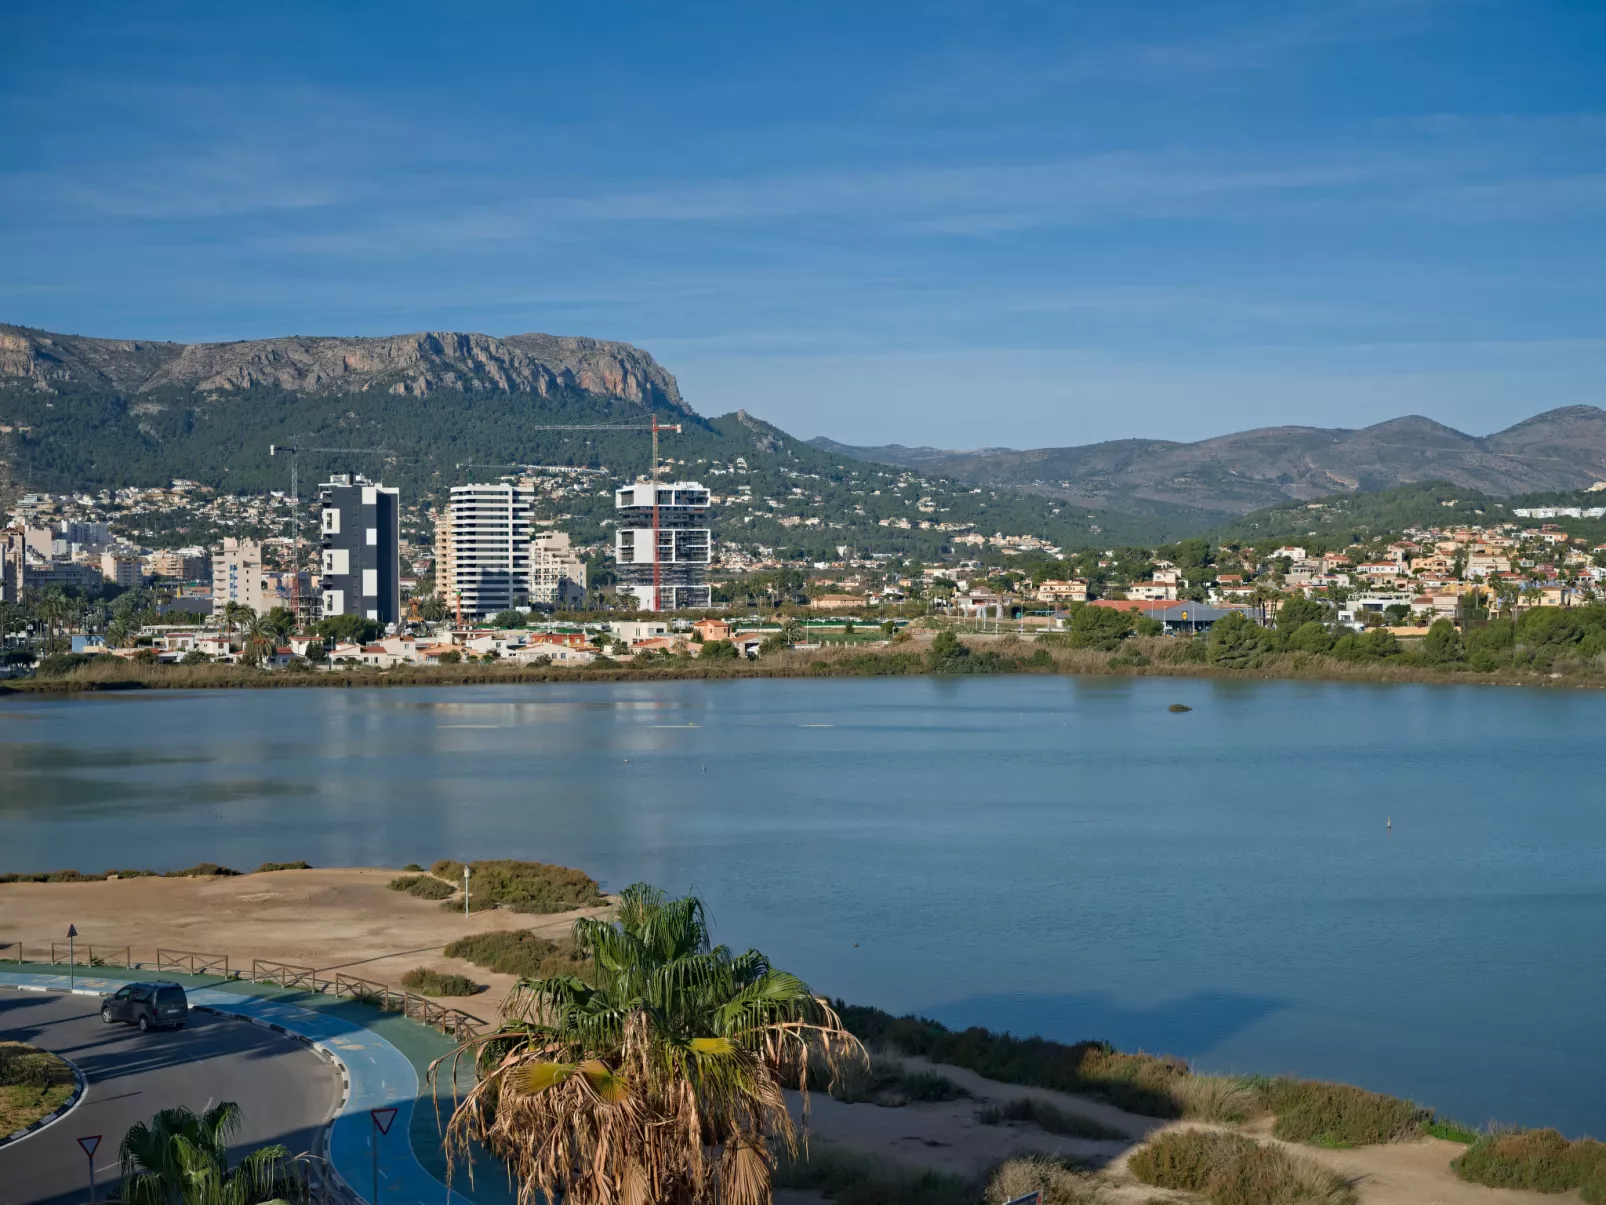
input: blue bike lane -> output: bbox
[0,969,514,1205]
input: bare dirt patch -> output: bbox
[0,867,612,1016]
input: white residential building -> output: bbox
[212,538,267,618]
[528,531,588,607]
[442,483,533,619]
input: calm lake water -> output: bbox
[3,677,1603,1134]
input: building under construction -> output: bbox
[613,481,711,611]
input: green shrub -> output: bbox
[402,862,424,872]
[1422,1119,1479,1144]
[388,873,456,900]
[0,1043,66,1089]
[1129,1129,1355,1205]
[430,859,603,913]
[444,930,590,979]
[1260,1078,1427,1146]
[399,967,481,997]
[976,1097,1126,1140]
[1065,604,1136,651]
[1452,1129,1606,1200]
[254,861,311,872]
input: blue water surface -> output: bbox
[2,676,1602,1133]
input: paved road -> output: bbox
[0,990,341,1205]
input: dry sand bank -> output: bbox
[0,866,611,1017]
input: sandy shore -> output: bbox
[0,867,611,1019]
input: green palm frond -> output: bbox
[432,883,863,1205]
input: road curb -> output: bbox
[192,1005,358,1203]
[0,1032,88,1150]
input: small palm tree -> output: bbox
[436,884,861,1205]
[118,1101,305,1204]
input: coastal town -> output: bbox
[3,468,1604,673]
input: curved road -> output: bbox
[0,991,341,1205]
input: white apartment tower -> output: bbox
[211,538,267,618]
[442,483,533,619]
[613,481,712,611]
[529,531,588,608]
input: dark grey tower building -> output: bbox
[319,474,401,627]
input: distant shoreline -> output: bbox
[5,639,1601,693]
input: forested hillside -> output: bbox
[0,375,1191,556]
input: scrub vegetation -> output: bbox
[0,860,308,883]
[442,930,592,980]
[387,872,457,900]
[429,859,604,913]
[399,968,481,997]
[1451,1128,1606,1201]
[841,1003,1454,1146]
[1127,1129,1355,1205]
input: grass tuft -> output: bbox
[1173,1075,1260,1124]
[399,967,482,997]
[1422,1119,1479,1144]
[985,1154,1102,1204]
[254,860,311,872]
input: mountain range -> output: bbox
[812,408,1606,516]
[3,322,1604,541]
[0,325,686,412]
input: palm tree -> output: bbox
[221,601,252,637]
[436,884,861,1205]
[118,1101,305,1204]
[241,615,277,667]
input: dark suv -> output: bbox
[101,982,189,1032]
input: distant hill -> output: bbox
[812,408,1606,516]
[0,323,1189,555]
[1209,480,1606,548]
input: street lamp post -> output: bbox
[463,865,471,917]
[67,923,77,991]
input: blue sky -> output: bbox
[3,1,1604,448]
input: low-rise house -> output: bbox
[692,618,732,641]
[953,589,1007,619]
[514,641,597,666]
[808,594,863,611]
[1036,579,1088,604]
[1126,581,1177,601]
[611,620,668,644]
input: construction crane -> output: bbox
[269,442,395,621]
[450,417,684,612]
